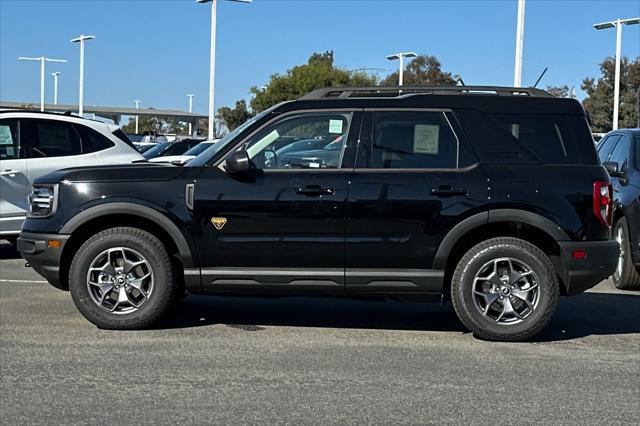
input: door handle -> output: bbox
[431,185,467,196]
[296,185,335,196]
[0,169,20,176]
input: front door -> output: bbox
[193,110,362,292]
[345,109,486,293]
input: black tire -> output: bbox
[69,227,176,329]
[612,217,640,290]
[451,237,560,341]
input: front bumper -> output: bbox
[558,240,619,295]
[17,232,70,290]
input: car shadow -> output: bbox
[154,290,640,341]
[0,241,21,260]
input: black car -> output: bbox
[17,86,619,341]
[142,139,203,159]
[597,128,640,290]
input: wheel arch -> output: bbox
[58,203,194,290]
[434,209,570,296]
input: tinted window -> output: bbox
[75,124,115,153]
[635,135,640,169]
[142,142,171,159]
[163,141,191,156]
[368,111,458,169]
[0,119,21,160]
[29,119,81,158]
[597,135,620,163]
[608,135,629,167]
[244,112,351,169]
[490,114,579,164]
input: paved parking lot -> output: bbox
[1,240,639,425]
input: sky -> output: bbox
[1,0,639,115]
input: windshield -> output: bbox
[142,142,171,159]
[184,142,214,156]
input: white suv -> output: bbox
[0,110,145,240]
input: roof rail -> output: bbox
[299,86,552,100]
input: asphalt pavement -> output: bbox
[1,240,638,425]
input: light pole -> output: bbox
[196,0,252,140]
[18,57,67,111]
[51,72,61,105]
[594,17,640,130]
[71,34,95,117]
[133,100,141,134]
[386,52,416,86]
[513,0,526,87]
[187,94,195,136]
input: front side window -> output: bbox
[369,111,458,169]
[243,112,352,169]
[28,119,81,158]
[608,135,629,168]
[597,135,619,164]
[0,119,20,160]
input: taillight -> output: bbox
[593,181,613,226]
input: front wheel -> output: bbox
[451,237,559,341]
[69,227,176,329]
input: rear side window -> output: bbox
[369,111,458,169]
[490,114,579,164]
[28,119,81,158]
[0,118,21,160]
[74,124,115,153]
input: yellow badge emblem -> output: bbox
[211,217,227,230]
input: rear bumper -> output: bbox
[559,240,619,295]
[17,231,70,291]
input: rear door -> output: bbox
[0,118,29,235]
[345,109,486,293]
[192,109,362,292]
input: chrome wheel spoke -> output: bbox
[86,247,154,315]
[471,257,540,325]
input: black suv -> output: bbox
[18,86,619,341]
[597,129,640,290]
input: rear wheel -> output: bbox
[69,227,176,329]
[612,217,640,290]
[451,237,559,341]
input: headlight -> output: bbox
[27,184,58,217]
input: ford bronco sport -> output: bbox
[17,86,619,341]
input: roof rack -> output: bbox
[299,86,552,100]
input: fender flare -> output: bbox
[432,209,569,270]
[60,202,194,267]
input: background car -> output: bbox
[142,138,204,159]
[0,110,144,241]
[148,140,218,164]
[597,128,640,290]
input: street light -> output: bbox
[71,34,95,117]
[513,0,526,87]
[187,94,195,136]
[593,17,640,130]
[196,0,252,140]
[386,52,416,86]
[18,57,67,111]
[51,72,61,105]
[133,100,141,134]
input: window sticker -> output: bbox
[413,124,440,154]
[329,119,343,134]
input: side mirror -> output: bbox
[603,161,624,178]
[225,150,251,174]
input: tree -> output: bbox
[217,99,253,131]
[121,115,162,134]
[381,55,459,86]
[582,56,640,132]
[545,85,570,98]
[249,51,377,112]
